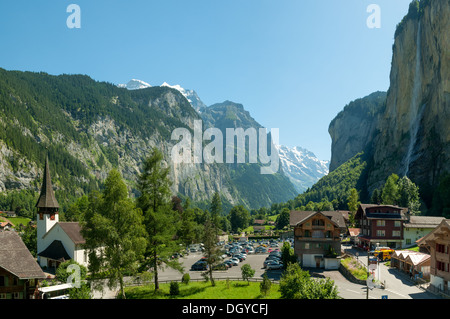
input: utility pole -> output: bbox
[367,251,370,299]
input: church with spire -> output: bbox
[36,155,88,270]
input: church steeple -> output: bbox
[36,154,59,210]
[36,154,59,256]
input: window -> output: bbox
[304,230,311,237]
[0,293,6,299]
[304,243,310,249]
[0,276,4,287]
[377,230,385,237]
[312,219,325,226]
[394,221,401,227]
[436,243,448,254]
[392,231,401,237]
[312,230,324,238]
[436,261,448,272]
[377,220,385,227]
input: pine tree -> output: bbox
[381,174,400,205]
[136,147,182,291]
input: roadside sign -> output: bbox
[382,295,388,299]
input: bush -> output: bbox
[181,273,190,285]
[169,281,180,296]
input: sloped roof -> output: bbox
[404,216,446,229]
[0,231,46,279]
[290,211,346,229]
[43,222,85,245]
[357,204,408,220]
[38,240,71,262]
[406,253,430,266]
[58,222,85,244]
[348,228,361,237]
[35,155,59,209]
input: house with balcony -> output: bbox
[290,210,346,269]
[354,204,408,250]
[417,219,450,296]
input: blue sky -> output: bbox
[0,0,412,161]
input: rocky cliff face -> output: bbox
[328,91,386,172]
[0,70,299,210]
[369,0,449,195]
[329,0,450,205]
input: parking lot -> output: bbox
[158,241,284,282]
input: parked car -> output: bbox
[229,258,239,266]
[266,260,283,270]
[191,261,208,271]
[213,263,229,271]
[264,258,281,268]
[255,246,267,253]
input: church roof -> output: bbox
[0,231,46,279]
[42,222,85,245]
[35,155,59,209]
[58,222,85,245]
[38,240,71,262]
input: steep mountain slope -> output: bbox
[328,0,449,209]
[121,82,330,199]
[0,69,300,210]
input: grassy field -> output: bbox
[0,216,31,227]
[124,280,281,299]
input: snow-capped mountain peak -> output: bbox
[118,79,151,90]
[117,79,206,112]
[276,144,329,193]
[160,82,206,112]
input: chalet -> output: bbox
[355,204,408,250]
[36,156,88,270]
[417,219,450,296]
[0,231,46,299]
[290,210,346,269]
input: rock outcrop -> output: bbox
[329,0,450,205]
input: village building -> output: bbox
[417,219,450,296]
[0,231,46,299]
[403,215,445,248]
[390,250,431,281]
[0,221,13,231]
[36,156,88,270]
[290,210,346,269]
[355,204,408,250]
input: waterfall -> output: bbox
[403,22,423,177]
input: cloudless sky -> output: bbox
[0,0,413,161]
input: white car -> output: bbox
[229,258,239,266]
[266,261,283,270]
